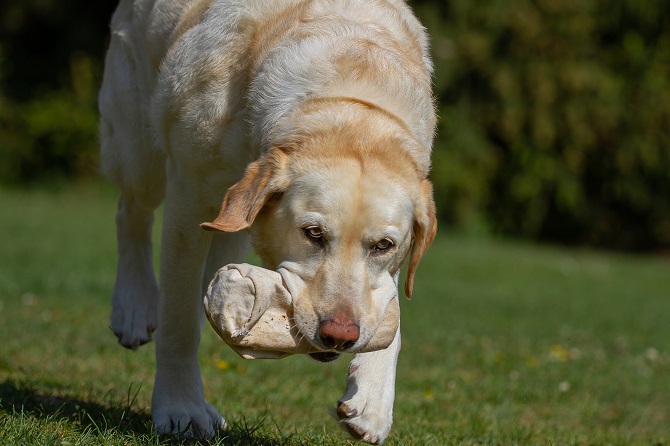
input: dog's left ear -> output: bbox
[404,179,438,299]
[201,148,290,232]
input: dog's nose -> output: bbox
[319,317,360,350]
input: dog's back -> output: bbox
[101,0,434,177]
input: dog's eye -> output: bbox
[372,238,395,254]
[303,226,324,242]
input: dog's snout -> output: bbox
[319,317,360,350]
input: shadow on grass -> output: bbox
[0,379,304,445]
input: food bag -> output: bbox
[204,264,399,359]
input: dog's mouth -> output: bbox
[309,352,341,362]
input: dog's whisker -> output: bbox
[293,329,309,354]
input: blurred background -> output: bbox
[1,0,669,252]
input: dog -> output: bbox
[99,0,436,443]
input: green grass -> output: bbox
[0,182,668,445]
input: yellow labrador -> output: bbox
[99,0,436,443]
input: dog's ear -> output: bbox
[404,179,437,299]
[201,149,290,232]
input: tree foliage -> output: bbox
[0,0,668,249]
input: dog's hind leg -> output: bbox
[103,146,165,349]
[109,192,162,349]
[99,20,166,349]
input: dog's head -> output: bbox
[202,102,436,356]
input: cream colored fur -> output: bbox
[99,0,436,443]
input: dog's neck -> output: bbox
[245,1,436,157]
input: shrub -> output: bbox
[0,53,99,184]
[1,0,668,250]
[0,1,113,185]
[416,0,670,250]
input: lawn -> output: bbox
[0,183,668,445]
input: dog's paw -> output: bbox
[110,275,158,349]
[152,394,226,438]
[334,352,398,445]
[336,396,393,444]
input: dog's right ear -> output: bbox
[201,149,290,232]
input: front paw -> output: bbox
[336,388,393,444]
[335,337,400,445]
[152,375,226,438]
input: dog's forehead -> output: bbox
[285,161,414,230]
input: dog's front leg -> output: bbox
[151,177,223,438]
[337,327,401,444]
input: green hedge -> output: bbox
[0,52,99,184]
[1,1,669,250]
[0,1,113,184]
[416,0,670,250]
